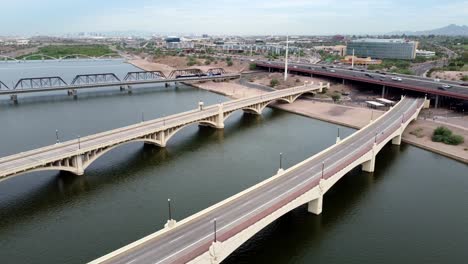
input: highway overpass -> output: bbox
[255,61,468,102]
[90,96,426,264]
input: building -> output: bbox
[314,45,347,56]
[347,39,418,60]
[340,56,382,65]
[416,49,436,58]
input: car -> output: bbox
[321,66,327,69]
[439,84,451,89]
[434,78,440,82]
[438,86,447,91]
[460,82,468,86]
[380,72,387,75]
[348,68,354,70]
[365,73,374,78]
[293,65,297,68]
[360,69,365,72]
[391,77,403,82]
[329,69,336,73]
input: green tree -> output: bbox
[331,93,341,102]
[249,63,257,70]
[270,79,279,87]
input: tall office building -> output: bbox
[347,39,418,60]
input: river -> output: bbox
[0,60,467,263]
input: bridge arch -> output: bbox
[0,55,19,62]
[21,54,59,60]
[60,54,96,60]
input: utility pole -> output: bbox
[284,35,289,82]
[168,199,172,220]
[279,152,283,170]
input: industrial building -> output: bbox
[347,39,418,60]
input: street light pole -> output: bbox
[279,152,283,170]
[284,35,289,82]
[55,129,59,144]
[321,162,325,179]
[213,218,217,242]
[168,198,172,220]
[78,135,81,150]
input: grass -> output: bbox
[17,45,115,59]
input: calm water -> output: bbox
[0,61,467,264]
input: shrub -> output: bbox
[432,126,464,145]
[249,63,257,70]
[227,60,233,67]
[270,79,279,87]
[331,93,341,102]
[204,60,211,65]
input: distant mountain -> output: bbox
[388,24,468,36]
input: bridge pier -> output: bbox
[120,85,126,91]
[342,79,345,85]
[392,134,402,145]
[165,83,169,88]
[308,196,323,215]
[382,85,386,98]
[216,104,225,129]
[73,155,84,175]
[434,95,439,109]
[362,143,376,173]
[127,85,132,94]
[67,89,77,97]
[10,94,18,104]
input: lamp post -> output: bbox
[279,152,283,170]
[77,135,81,150]
[168,199,172,220]
[55,129,59,144]
[321,162,325,179]
[213,218,217,242]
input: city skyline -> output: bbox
[1,0,467,36]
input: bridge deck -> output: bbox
[90,97,423,263]
[0,85,319,179]
[0,74,240,95]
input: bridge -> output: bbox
[0,83,321,182]
[0,68,240,100]
[255,61,468,102]
[89,96,426,264]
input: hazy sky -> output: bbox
[1,0,467,35]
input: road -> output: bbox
[256,61,468,100]
[94,97,422,264]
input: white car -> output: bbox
[391,77,402,82]
[329,69,336,73]
[434,78,440,82]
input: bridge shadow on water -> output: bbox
[0,110,285,231]
[223,143,406,264]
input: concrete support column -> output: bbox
[362,143,376,173]
[382,85,386,98]
[10,94,18,104]
[435,95,439,109]
[319,82,323,93]
[308,196,323,215]
[423,97,430,109]
[216,104,225,129]
[74,154,84,175]
[159,131,167,148]
[342,79,345,85]
[326,83,330,89]
[392,134,402,145]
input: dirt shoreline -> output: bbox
[129,60,468,164]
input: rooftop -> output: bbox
[351,38,415,43]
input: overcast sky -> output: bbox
[1,0,467,35]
